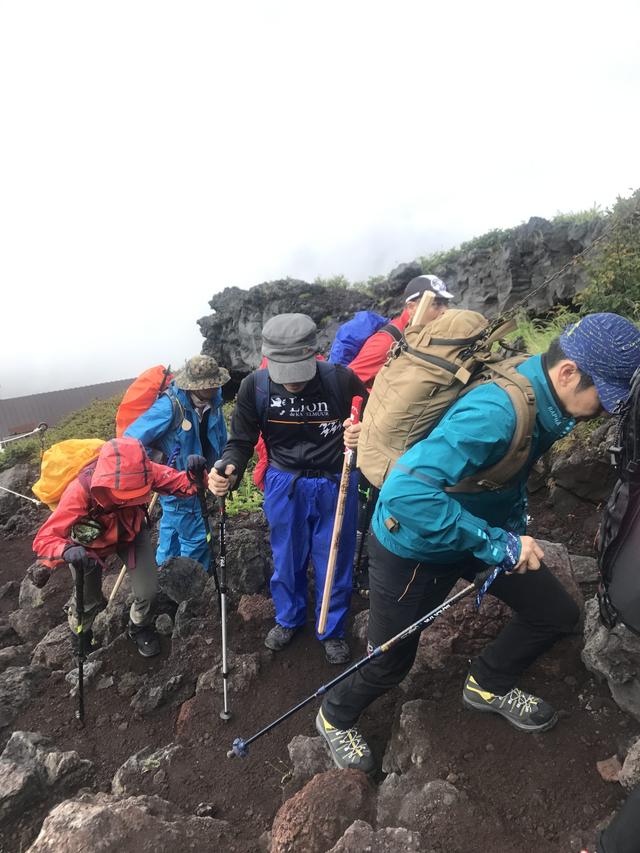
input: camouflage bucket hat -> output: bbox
[173,355,231,391]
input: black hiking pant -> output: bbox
[598,787,640,853]
[322,532,580,729]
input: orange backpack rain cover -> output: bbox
[115,365,173,438]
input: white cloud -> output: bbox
[1,0,639,396]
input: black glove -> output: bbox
[186,454,208,484]
[62,544,92,570]
[27,563,51,589]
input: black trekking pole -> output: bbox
[197,464,231,721]
[217,485,231,721]
[354,484,377,594]
[196,485,222,604]
[74,565,85,725]
[227,568,493,759]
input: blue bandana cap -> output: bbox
[560,313,640,413]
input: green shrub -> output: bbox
[551,205,604,226]
[577,190,640,320]
[507,308,580,354]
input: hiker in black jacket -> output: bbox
[210,313,366,664]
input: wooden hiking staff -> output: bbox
[317,396,364,635]
[411,289,434,326]
[108,492,159,603]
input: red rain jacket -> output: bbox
[347,309,410,391]
[33,437,197,565]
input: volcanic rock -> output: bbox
[582,597,640,721]
[0,665,47,730]
[112,743,183,796]
[0,731,93,823]
[619,737,640,791]
[283,735,333,799]
[271,768,375,853]
[237,594,275,623]
[327,820,424,852]
[27,792,230,852]
[382,699,436,776]
[377,772,469,837]
[157,556,208,604]
[31,623,73,669]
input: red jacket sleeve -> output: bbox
[150,461,199,497]
[348,312,409,391]
[33,478,92,562]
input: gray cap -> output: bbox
[173,355,231,391]
[261,313,318,384]
[404,274,454,303]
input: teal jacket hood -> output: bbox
[372,354,575,567]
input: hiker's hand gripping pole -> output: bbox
[317,395,363,636]
[228,567,493,759]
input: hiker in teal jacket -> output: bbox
[372,353,574,566]
[125,355,229,570]
[316,313,640,774]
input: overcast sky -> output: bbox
[1,1,639,399]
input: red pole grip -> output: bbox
[350,396,363,425]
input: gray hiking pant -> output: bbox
[67,528,158,632]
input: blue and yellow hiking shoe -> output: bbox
[315,708,375,774]
[462,674,558,732]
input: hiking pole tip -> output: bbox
[227,737,248,758]
[220,709,232,722]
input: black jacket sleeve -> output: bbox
[219,374,261,483]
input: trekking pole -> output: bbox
[228,568,493,758]
[216,477,231,721]
[0,485,43,505]
[317,396,364,635]
[74,564,85,725]
[108,493,159,604]
[196,483,221,599]
[198,464,231,721]
[353,483,376,594]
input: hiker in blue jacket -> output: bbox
[315,313,640,773]
[125,355,230,570]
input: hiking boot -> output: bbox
[264,624,297,651]
[128,622,161,658]
[323,638,351,665]
[462,674,558,732]
[315,707,375,774]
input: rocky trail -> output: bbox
[1,495,640,853]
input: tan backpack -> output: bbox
[357,308,537,491]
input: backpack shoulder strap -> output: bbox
[379,323,403,344]
[447,358,537,493]
[162,387,186,430]
[316,360,347,416]
[255,368,270,427]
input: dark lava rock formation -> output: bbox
[199,216,604,381]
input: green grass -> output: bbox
[505,308,580,354]
[551,205,604,226]
[0,394,122,472]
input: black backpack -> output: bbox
[597,368,640,634]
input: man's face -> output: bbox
[282,381,309,394]
[406,296,449,323]
[549,360,604,419]
[191,387,216,402]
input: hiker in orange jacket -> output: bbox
[30,437,206,657]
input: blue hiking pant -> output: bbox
[156,494,210,571]
[263,467,358,641]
